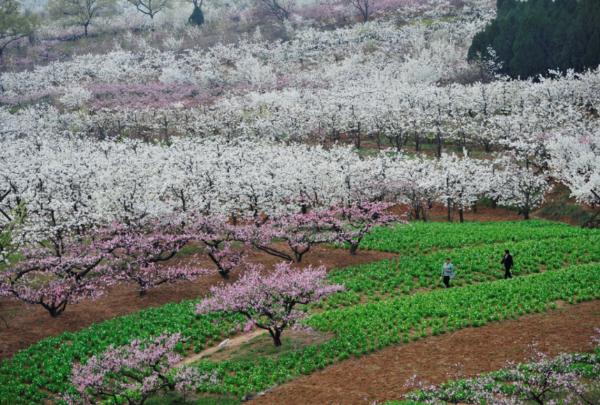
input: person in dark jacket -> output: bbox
[501,249,513,279]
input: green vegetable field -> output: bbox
[1,221,599,404]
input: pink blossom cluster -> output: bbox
[236,210,340,263]
[196,262,344,346]
[1,205,397,317]
[86,82,220,109]
[67,333,214,405]
[0,218,211,316]
[107,220,209,296]
[328,201,400,255]
[186,214,244,278]
[236,204,399,261]
[0,233,118,317]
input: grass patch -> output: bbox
[203,330,332,363]
[176,243,207,258]
[146,392,240,405]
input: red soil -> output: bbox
[0,205,565,360]
[249,300,600,405]
[0,245,394,360]
[389,204,522,223]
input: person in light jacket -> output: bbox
[441,257,455,288]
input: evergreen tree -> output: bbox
[188,0,204,26]
[469,0,600,78]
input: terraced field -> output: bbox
[1,221,599,404]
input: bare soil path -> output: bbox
[249,300,600,405]
[176,329,268,367]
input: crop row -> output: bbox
[360,220,596,254]
[187,264,600,398]
[323,234,600,308]
[1,263,598,403]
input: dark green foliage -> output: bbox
[468,0,600,78]
[189,6,204,26]
[537,202,595,227]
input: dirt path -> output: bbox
[177,329,267,367]
[249,300,600,405]
[0,246,393,360]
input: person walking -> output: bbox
[501,249,513,279]
[441,257,455,288]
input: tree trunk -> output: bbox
[436,132,443,158]
[354,131,361,149]
[349,243,359,256]
[447,200,452,222]
[208,251,230,279]
[47,303,66,318]
[256,245,293,262]
[84,23,89,37]
[484,141,491,153]
[459,208,464,223]
[270,328,283,347]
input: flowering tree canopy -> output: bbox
[0,231,117,317]
[330,201,400,255]
[187,214,243,278]
[237,210,339,263]
[549,131,600,226]
[107,220,209,296]
[196,262,344,346]
[67,333,214,405]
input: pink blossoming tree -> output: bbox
[188,215,244,279]
[0,233,117,317]
[330,202,400,255]
[107,220,209,296]
[196,262,344,346]
[237,211,339,263]
[66,333,215,405]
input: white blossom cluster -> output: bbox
[0,134,548,246]
[0,15,489,100]
[1,14,598,167]
[0,0,597,254]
